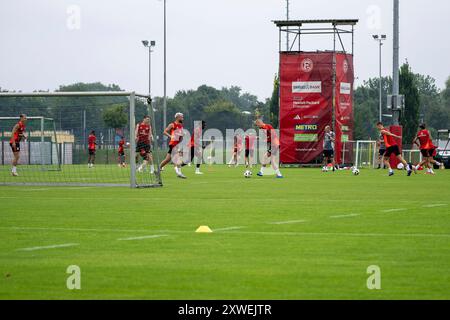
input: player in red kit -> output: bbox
[245,132,256,169]
[87,130,97,168]
[413,124,441,175]
[117,136,127,168]
[187,120,207,175]
[159,113,186,179]
[255,119,283,178]
[9,114,27,176]
[135,116,154,174]
[376,122,412,176]
[228,134,243,167]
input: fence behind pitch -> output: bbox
[0,92,162,188]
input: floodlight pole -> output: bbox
[286,0,290,51]
[392,0,400,125]
[373,35,386,122]
[163,0,168,147]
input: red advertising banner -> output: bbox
[279,52,333,164]
[279,52,354,164]
[334,53,354,164]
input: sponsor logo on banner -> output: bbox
[341,125,350,132]
[340,116,351,121]
[294,134,318,142]
[293,115,301,120]
[296,148,317,152]
[343,60,349,74]
[300,58,314,72]
[340,82,351,95]
[341,135,349,142]
[295,124,318,131]
[292,81,322,93]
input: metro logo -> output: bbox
[295,124,318,131]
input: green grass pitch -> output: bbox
[1,166,449,299]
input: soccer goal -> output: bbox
[0,91,162,188]
[353,140,378,169]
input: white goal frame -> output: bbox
[0,91,162,188]
[354,140,378,169]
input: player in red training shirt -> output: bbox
[186,120,207,175]
[87,130,97,168]
[135,115,154,174]
[159,112,186,179]
[9,114,27,176]
[228,134,243,167]
[413,123,441,175]
[117,136,127,168]
[376,122,412,177]
[244,132,257,169]
[255,119,283,178]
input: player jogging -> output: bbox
[159,113,186,179]
[87,130,97,168]
[323,125,336,172]
[413,124,441,175]
[376,121,412,176]
[135,115,154,174]
[9,114,27,176]
[117,136,127,168]
[255,119,283,178]
[376,133,386,169]
[245,132,256,169]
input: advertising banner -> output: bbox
[279,52,333,164]
[334,53,354,164]
[279,52,354,164]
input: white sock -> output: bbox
[12,166,17,173]
[275,169,282,176]
[260,167,265,174]
[150,165,155,172]
[389,168,393,173]
[406,164,411,171]
[175,166,180,175]
[435,161,441,166]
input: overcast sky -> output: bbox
[1,0,449,100]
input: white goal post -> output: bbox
[0,91,162,188]
[354,140,378,169]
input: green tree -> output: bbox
[268,74,280,127]
[399,63,420,145]
[203,100,242,132]
[103,104,128,129]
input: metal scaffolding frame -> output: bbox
[273,19,358,154]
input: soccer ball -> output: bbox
[244,170,252,178]
[126,142,130,147]
[321,166,328,172]
[397,163,404,170]
[352,168,360,175]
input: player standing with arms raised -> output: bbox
[87,130,97,168]
[255,119,283,178]
[159,113,186,179]
[135,115,155,174]
[9,114,27,176]
[376,122,412,176]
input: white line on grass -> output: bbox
[422,204,448,208]
[217,230,450,239]
[329,214,360,219]
[117,235,168,241]
[213,226,246,232]
[17,243,79,251]
[4,226,170,234]
[268,220,307,225]
[381,208,407,213]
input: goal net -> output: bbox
[0,91,162,188]
[353,140,378,169]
